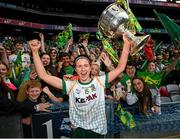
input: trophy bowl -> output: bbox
[98,3,150,56]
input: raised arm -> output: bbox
[64,37,73,53]
[43,86,63,102]
[81,39,90,57]
[108,34,131,83]
[29,39,63,89]
[165,51,180,74]
[39,33,46,53]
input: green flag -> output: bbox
[14,51,22,67]
[153,10,180,45]
[56,23,73,49]
[137,70,165,87]
[11,51,23,88]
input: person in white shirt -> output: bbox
[28,33,131,138]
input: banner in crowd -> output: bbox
[137,70,165,87]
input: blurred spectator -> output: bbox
[132,77,161,115]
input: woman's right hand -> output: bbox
[39,33,44,40]
[122,33,131,47]
[28,39,41,53]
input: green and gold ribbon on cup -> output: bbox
[116,0,142,33]
[96,31,119,64]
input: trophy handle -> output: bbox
[117,25,150,56]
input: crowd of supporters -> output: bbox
[0,32,180,137]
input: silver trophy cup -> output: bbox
[98,3,150,56]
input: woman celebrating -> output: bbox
[49,48,59,68]
[29,34,131,138]
[132,77,161,115]
[0,62,17,91]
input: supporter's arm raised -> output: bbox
[29,39,63,89]
[64,37,73,53]
[82,39,90,56]
[39,33,46,53]
[108,34,131,83]
[100,51,115,71]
